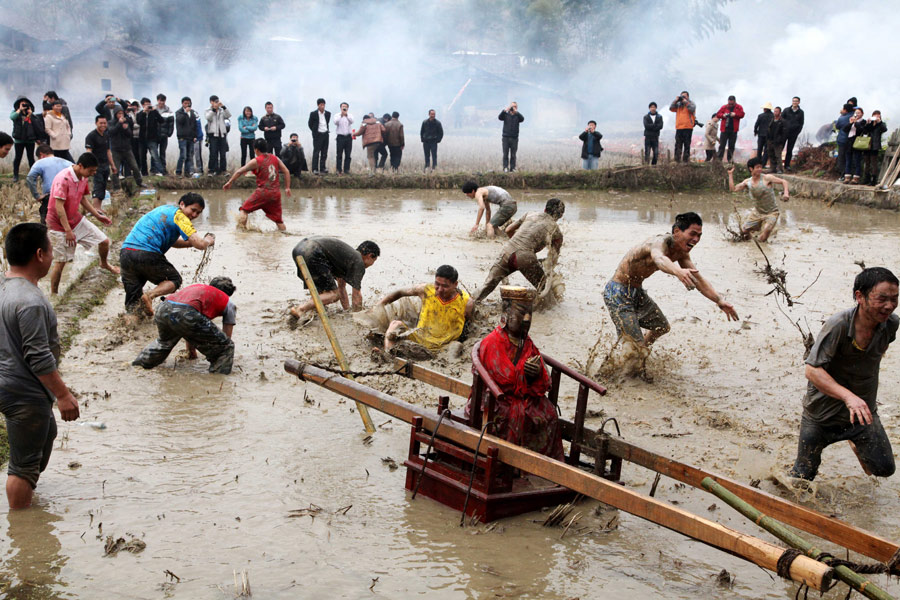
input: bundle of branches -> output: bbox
[792,144,835,175]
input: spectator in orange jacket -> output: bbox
[715,95,745,163]
[669,91,696,163]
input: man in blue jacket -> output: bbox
[834,104,853,179]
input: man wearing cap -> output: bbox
[132,276,237,374]
[604,211,738,377]
[465,285,564,460]
[754,103,774,166]
[377,264,474,355]
[474,198,564,302]
[715,95,745,163]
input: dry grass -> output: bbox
[793,143,837,178]
[0,182,42,271]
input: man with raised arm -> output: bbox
[603,212,739,375]
[728,158,790,242]
[223,138,292,232]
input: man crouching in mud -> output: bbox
[604,211,738,379]
[789,267,898,481]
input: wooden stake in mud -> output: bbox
[702,478,895,600]
[294,256,375,433]
[285,360,834,590]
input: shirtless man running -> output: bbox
[728,156,790,242]
[604,211,738,375]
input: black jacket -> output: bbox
[420,118,443,143]
[643,113,663,138]
[498,109,524,138]
[865,120,888,152]
[109,114,135,152]
[259,113,286,141]
[96,98,129,123]
[280,144,309,175]
[754,110,774,137]
[11,97,39,142]
[175,107,198,140]
[137,109,164,142]
[308,110,331,134]
[579,130,603,158]
[767,118,787,145]
[781,106,805,135]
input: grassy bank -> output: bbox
[154,162,729,192]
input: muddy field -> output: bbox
[3,187,900,599]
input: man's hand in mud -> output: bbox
[57,392,80,421]
[470,224,479,234]
[222,181,232,190]
[204,233,216,246]
[718,300,739,321]
[677,267,699,290]
[285,188,292,197]
[523,355,542,380]
[782,192,790,201]
[845,394,873,426]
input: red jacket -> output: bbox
[716,103,745,132]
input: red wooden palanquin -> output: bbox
[403,341,619,523]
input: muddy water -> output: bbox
[4,188,900,599]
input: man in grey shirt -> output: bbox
[462,181,518,238]
[790,267,899,481]
[0,223,80,508]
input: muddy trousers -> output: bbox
[133,302,234,374]
[475,250,543,302]
[789,414,895,481]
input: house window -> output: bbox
[103,61,109,68]
[101,79,112,91]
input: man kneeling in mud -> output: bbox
[132,276,237,374]
[474,198,564,303]
[604,211,738,378]
[376,264,473,358]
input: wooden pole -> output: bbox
[702,478,894,600]
[390,357,899,564]
[285,360,833,590]
[293,257,375,433]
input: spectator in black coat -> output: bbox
[781,97,805,171]
[420,109,443,172]
[766,107,787,173]
[498,102,524,172]
[579,121,602,170]
[754,103,774,166]
[863,110,888,185]
[643,102,663,165]
[280,133,309,179]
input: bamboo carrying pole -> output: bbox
[391,357,900,563]
[702,478,894,600]
[293,257,375,433]
[284,360,833,590]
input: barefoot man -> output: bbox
[728,157,790,242]
[46,153,118,294]
[289,237,380,318]
[119,193,215,315]
[222,138,292,232]
[603,212,738,375]
[462,181,517,238]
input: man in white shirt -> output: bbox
[333,102,353,175]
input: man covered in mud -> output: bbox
[132,276,237,374]
[222,138,292,232]
[119,193,215,315]
[462,181,517,238]
[604,212,738,376]
[789,267,898,481]
[376,264,473,356]
[465,286,563,460]
[474,198,564,303]
[0,223,80,509]
[289,238,380,318]
[727,158,790,243]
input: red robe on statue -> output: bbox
[466,326,564,460]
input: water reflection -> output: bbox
[1,504,67,599]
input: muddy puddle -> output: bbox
[4,188,900,599]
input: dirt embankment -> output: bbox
[154,162,727,191]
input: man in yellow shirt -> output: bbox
[377,265,474,354]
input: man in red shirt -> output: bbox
[715,95,745,163]
[222,138,291,232]
[132,276,237,374]
[46,153,118,295]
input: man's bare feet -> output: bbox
[140,293,154,316]
[100,262,120,275]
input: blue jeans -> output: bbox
[193,140,204,173]
[582,156,598,170]
[177,138,193,175]
[147,140,164,174]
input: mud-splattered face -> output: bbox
[433,276,457,301]
[504,301,532,338]
[673,224,702,253]
[857,282,899,323]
